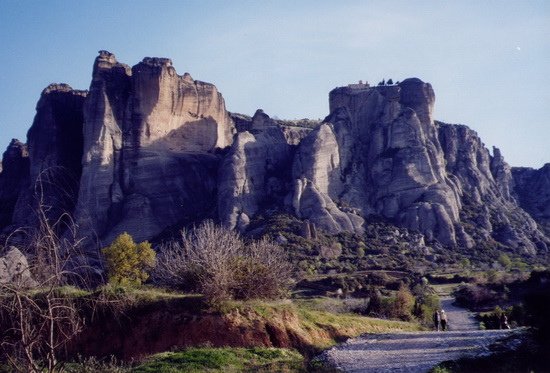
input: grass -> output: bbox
[200,297,421,352]
[133,347,305,373]
[296,304,421,349]
[431,284,460,297]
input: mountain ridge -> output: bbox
[0,51,548,262]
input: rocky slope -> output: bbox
[512,164,550,237]
[0,51,548,260]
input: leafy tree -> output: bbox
[102,232,156,287]
[387,78,394,85]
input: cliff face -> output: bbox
[283,79,546,254]
[0,51,548,258]
[10,84,86,230]
[438,125,546,254]
[513,164,550,237]
[0,140,29,229]
[310,79,462,246]
[219,110,293,231]
[75,51,233,246]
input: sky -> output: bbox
[0,0,548,168]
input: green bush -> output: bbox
[102,232,156,287]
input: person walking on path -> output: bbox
[500,314,510,329]
[433,310,441,331]
[440,309,448,331]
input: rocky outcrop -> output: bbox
[11,84,87,229]
[513,164,550,237]
[0,246,36,287]
[438,124,546,254]
[0,51,548,258]
[305,79,461,245]
[289,79,548,253]
[75,51,234,247]
[0,140,29,230]
[219,110,292,231]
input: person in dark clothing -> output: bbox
[440,309,448,331]
[433,310,441,331]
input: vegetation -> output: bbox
[102,232,156,287]
[154,221,292,304]
[2,178,546,373]
[133,347,304,373]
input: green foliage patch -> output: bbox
[102,232,156,287]
[133,347,305,373]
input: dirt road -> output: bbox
[322,297,520,372]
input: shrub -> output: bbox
[393,284,415,320]
[154,221,292,303]
[232,238,292,300]
[102,232,156,287]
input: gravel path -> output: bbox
[322,297,520,372]
[439,296,478,331]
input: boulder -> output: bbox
[0,246,36,287]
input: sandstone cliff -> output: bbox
[0,51,548,259]
[75,51,234,246]
[513,164,550,237]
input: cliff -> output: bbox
[75,51,234,248]
[512,164,550,237]
[0,51,548,260]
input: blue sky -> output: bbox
[0,0,549,167]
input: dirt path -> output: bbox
[439,296,478,331]
[322,297,521,372]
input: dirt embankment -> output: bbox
[70,299,335,360]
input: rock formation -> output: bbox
[0,140,29,229]
[10,84,86,230]
[0,246,36,287]
[75,51,234,247]
[438,124,546,254]
[513,164,550,237]
[219,110,292,231]
[0,51,548,260]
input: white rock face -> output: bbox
[218,110,292,231]
[287,78,548,252]
[75,51,234,246]
[309,79,461,245]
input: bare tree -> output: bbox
[154,221,293,303]
[154,220,242,302]
[0,169,91,372]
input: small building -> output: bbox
[347,80,370,89]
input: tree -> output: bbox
[387,78,394,85]
[102,232,156,287]
[0,169,88,373]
